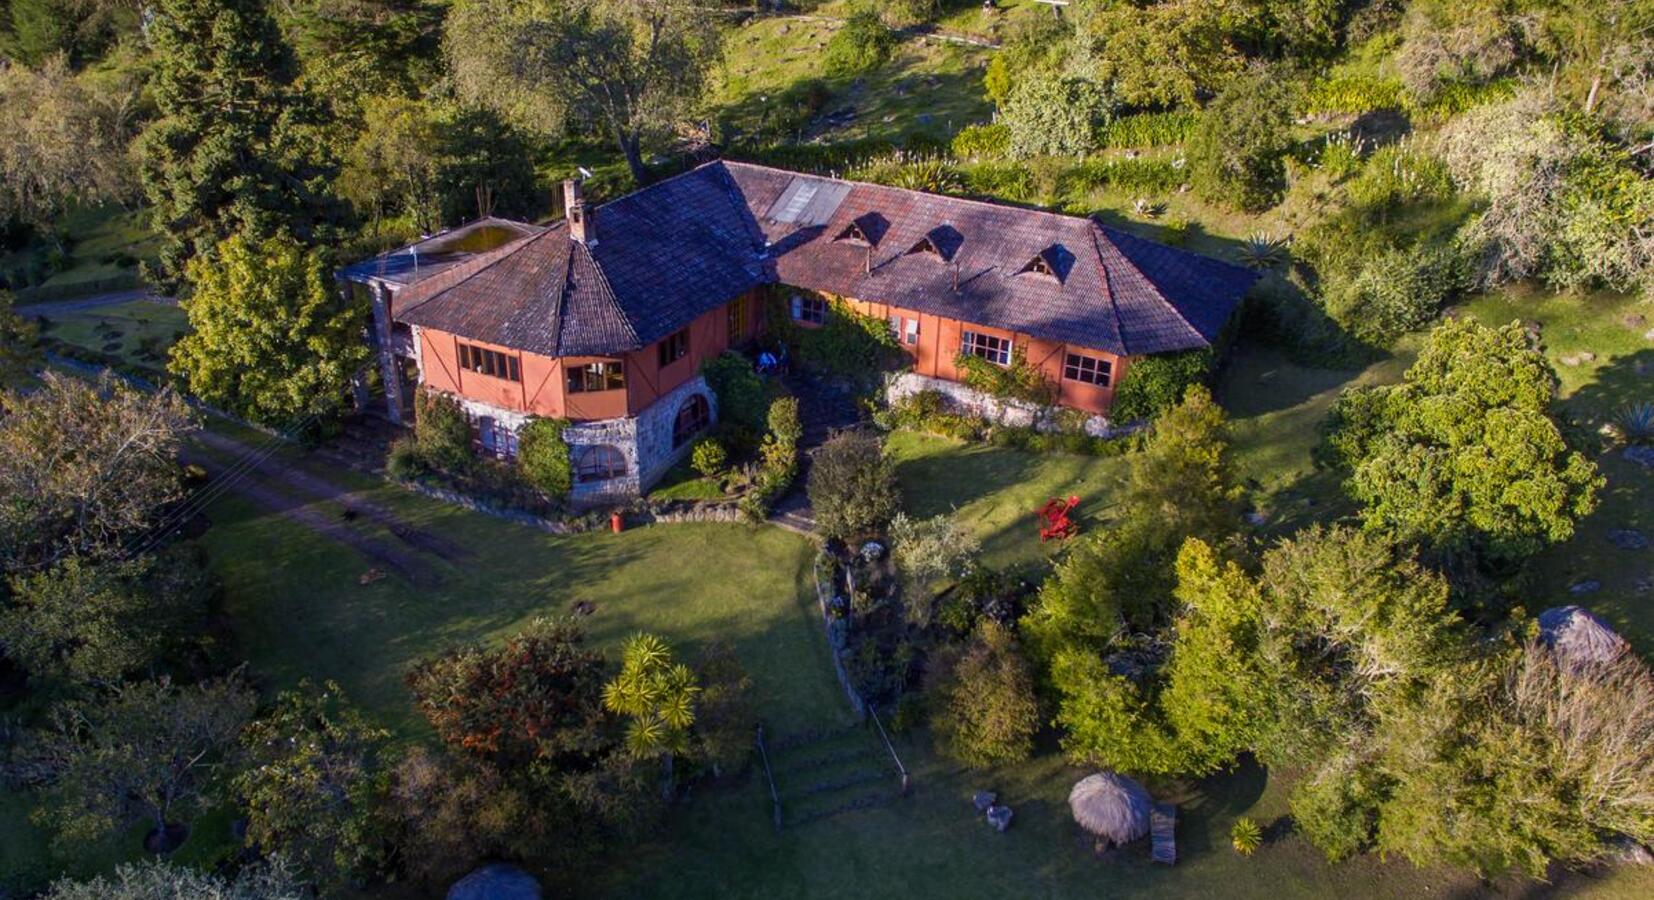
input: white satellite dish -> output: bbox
[577,166,594,179]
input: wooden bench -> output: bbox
[1150,803,1177,865]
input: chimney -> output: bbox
[563,179,594,246]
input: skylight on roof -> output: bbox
[765,177,852,226]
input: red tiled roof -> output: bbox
[383,160,1256,358]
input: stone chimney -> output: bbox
[563,179,594,245]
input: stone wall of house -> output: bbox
[632,375,719,488]
[430,375,720,507]
[885,372,1118,437]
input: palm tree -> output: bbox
[1231,816,1263,856]
[603,633,699,800]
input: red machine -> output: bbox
[1037,496,1081,542]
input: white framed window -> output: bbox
[887,315,919,346]
[961,330,1011,366]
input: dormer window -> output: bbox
[834,221,872,246]
[907,236,942,259]
[1021,254,1056,278]
[1019,247,1066,282]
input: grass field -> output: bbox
[713,15,993,146]
[34,299,186,374]
[1,205,156,301]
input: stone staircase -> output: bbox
[763,724,905,828]
[769,372,865,534]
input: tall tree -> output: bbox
[0,371,192,570]
[137,0,339,284]
[602,632,698,799]
[445,0,720,184]
[0,56,140,240]
[927,620,1041,768]
[0,548,211,690]
[234,681,390,888]
[167,232,370,428]
[24,674,257,851]
[1320,317,1602,564]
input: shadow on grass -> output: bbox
[1568,348,1654,424]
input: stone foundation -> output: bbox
[885,372,1118,437]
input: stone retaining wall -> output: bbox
[885,372,1121,437]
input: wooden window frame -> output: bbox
[574,445,628,483]
[1063,351,1113,387]
[672,394,711,449]
[458,341,521,382]
[961,330,1011,366]
[657,328,690,368]
[567,360,626,394]
[727,295,750,341]
[790,294,827,326]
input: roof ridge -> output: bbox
[1092,225,1205,348]
[576,241,639,350]
[1086,225,1130,356]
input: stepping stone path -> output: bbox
[1608,528,1648,551]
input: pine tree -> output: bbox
[136,0,340,286]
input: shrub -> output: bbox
[1302,76,1405,116]
[1614,402,1654,445]
[1345,143,1453,210]
[1098,111,1199,149]
[878,0,938,28]
[927,621,1040,768]
[517,418,571,497]
[1111,350,1213,423]
[690,438,727,479]
[950,123,1010,161]
[823,10,895,77]
[701,352,769,432]
[807,429,899,540]
[1315,131,1366,182]
[1188,72,1297,212]
[1322,243,1463,347]
[767,291,903,382]
[1066,156,1183,196]
[955,347,1054,405]
[1001,72,1115,159]
[413,389,473,473]
[1231,817,1264,856]
[889,512,979,625]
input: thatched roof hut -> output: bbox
[1069,772,1152,846]
[1538,605,1628,668]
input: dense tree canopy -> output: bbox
[0,372,192,569]
[0,56,139,236]
[1321,317,1602,563]
[137,0,339,283]
[168,232,370,427]
[446,0,720,183]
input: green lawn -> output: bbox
[35,299,187,374]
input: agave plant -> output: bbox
[1132,197,1166,219]
[1231,817,1263,856]
[892,158,962,194]
[1614,401,1654,444]
[1235,233,1290,271]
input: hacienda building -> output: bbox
[340,160,1256,502]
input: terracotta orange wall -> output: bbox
[416,287,763,422]
[842,298,1130,416]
